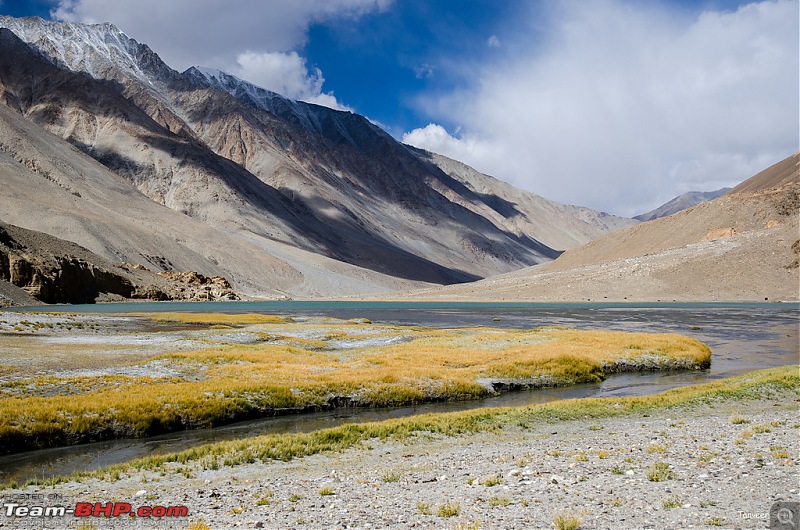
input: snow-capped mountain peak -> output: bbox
[0,14,637,296]
[184,65,326,130]
[0,15,175,88]
[0,16,347,133]
[188,66,234,85]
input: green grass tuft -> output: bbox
[553,512,583,530]
[647,462,674,482]
[662,495,682,509]
[437,502,461,517]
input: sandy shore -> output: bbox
[1,388,796,530]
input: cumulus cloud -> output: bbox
[403,124,500,170]
[231,51,351,110]
[487,35,501,48]
[405,0,798,216]
[52,0,390,109]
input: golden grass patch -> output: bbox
[142,312,292,326]
[0,313,711,454]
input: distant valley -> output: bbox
[388,153,799,302]
[0,16,633,304]
[634,188,731,222]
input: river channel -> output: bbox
[1,302,797,484]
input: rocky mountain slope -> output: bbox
[0,99,432,300]
[380,152,800,302]
[414,150,635,251]
[634,188,731,222]
[0,16,632,299]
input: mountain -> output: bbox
[383,152,800,302]
[727,153,799,194]
[413,150,635,251]
[634,188,731,222]
[0,16,632,299]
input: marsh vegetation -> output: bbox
[0,311,711,454]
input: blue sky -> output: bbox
[1,0,797,216]
[302,0,526,134]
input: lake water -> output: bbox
[1,302,797,484]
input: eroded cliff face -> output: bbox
[153,269,238,302]
[0,250,134,304]
[0,222,238,304]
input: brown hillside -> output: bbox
[727,151,799,194]
[375,153,800,302]
[546,179,798,273]
[0,220,239,304]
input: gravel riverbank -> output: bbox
[2,389,797,530]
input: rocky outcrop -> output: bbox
[788,240,800,270]
[0,223,135,303]
[156,271,238,301]
[702,227,736,240]
[0,221,238,304]
[5,254,135,303]
[0,279,44,307]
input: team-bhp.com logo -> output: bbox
[75,502,189,518]
[4,501,189,519]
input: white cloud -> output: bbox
[487,35,501,48]
[405,0,798,216]
[403,124,499,170]
[231,51,351,110]
[51,0,390,109]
